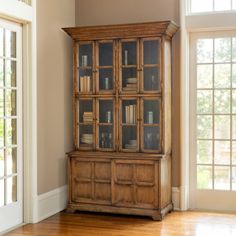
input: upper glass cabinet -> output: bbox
[78,43,93,94]
[97,41,114,93]
[142,39,161,93]
[121,40,138,93]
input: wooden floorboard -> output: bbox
[5,211,236,236]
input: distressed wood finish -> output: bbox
[63,21,178,221]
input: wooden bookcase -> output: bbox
[63,21,178,220]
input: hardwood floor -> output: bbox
[5,211,236,236]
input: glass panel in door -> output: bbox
[121,41,138,93]
[77,99,94,149]
[97,41,114,93]
[120,99,138,151]
[142,98,161,152]
[78,43,93,94]
[97,99,114,150]
[142,39,161,92]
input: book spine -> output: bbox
[130,105,133,124]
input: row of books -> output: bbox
[80,76,91,92]
[123,77,137,91]
[83,112,93,122]
[125,104,136,124]
[81,133,93,144]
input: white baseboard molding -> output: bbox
[37,185,68,223]
[172,187,180,211]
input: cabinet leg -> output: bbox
[66,207,76,214]
[152,214,162,221]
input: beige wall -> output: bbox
[37,0,75,194]
[75,0,181,187]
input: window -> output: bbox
[195,36,236,191]
[190,0,236,13]
[18,0,31,6]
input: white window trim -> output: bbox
[180,0,236,210]
[0,0,38,225]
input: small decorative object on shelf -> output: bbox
[63,21,178,221]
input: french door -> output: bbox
[0,20,22,232]
[190,31,236,211]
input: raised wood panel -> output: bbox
[115,163,133,182]
[136,164,155,183]
[94,183,111,202]
[72,160,92,179]
[94,162,111,180]
[114,185,134,205]
[136,186,155,207]
[72,182,92,202]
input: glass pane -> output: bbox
[0,89,4,117]
[5,118,17,146]
[0,119,4,147]
[5,30,16,58]
[79,44,92,67]
[143,67,160,91]
[144,126,160,150]
[197,165,213,189]
[215,38,231,62]
[122,126,137,150]
[99,126,113,149]
[5,60,16,87]
[197,90,212,114]
[214,141,230,165]
[214,90,230,114]
[122,41,137,66]
[6,148,17,175]
[0,28,3,57]
[233,167,236,190]
[0,149,4,177]
[122,68,137,91]
[232,115,236,139]
[232,64,236,88]
[214,0,231,11]
[197,115,212,139]
[143,99,160,124]
[99,42,113,66]
[79,69,92,93]
[0,59,4,87]
[197,39,213,63]
[79,100,93,123]
[6,176,17,204]
[5,89,16,116]
[0,179,4,207]
[214,64,231,88]
[233,38,236,62]
[79,125,93,147]
[143,40,159,65]
[197,140,212,164]
[99,100,113,124]
[197,65,213,89]
[214,166,230,190]
[99,68,113,91]
[233,141,236,165]
[122,100,137,124]
[233,90,236,113]
[215,115,230,139]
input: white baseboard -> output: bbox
[37,185,68,222]
[172,187,180,211]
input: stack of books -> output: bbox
[80,76,91,92]
[123,77,137,91]
[83,112,93,122]
[125,104,136,124]
[81,134,93,144]
[125,139,137,149]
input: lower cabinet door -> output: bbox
[71,158,111,204]
[113,160,158,209]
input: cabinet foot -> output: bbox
[66,207,76,214]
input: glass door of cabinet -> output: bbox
[77,98,95,150]
[120,40,139,93]
[119,98,139,151]
[78,42,94,94]
[96,98,114,150]
[141,98,161,152]
[96,41,115,94]
[141,38,161,93]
